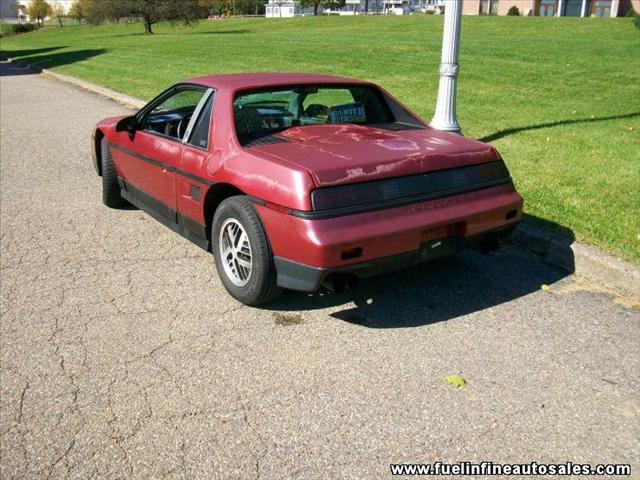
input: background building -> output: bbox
[265,0,296,17]
[0,0,74,22]
[383,0,411,14]
[462,0,640,17]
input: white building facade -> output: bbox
[265,0,296,17]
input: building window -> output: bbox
[591,0,611,16]
[479,0,499,15]
[563,0,584,16]
[536,0,558,16]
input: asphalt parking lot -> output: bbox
[1,61,639,479]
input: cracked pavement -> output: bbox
[1,61,639,479]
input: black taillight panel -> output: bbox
[311,160,510,211]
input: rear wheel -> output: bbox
[100,138,125,208]
[212,196,282,305]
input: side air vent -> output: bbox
[244,135,291,148]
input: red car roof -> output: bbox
[186,72,370,91]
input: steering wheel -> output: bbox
[176,114,192,139]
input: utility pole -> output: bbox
[431,0,463,135]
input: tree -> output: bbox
[299,0,345,15]
[130,0,206,34]
[52,4,65,26]
[299,0,321,15]
[100,0,134,23]
[27,0,50,26]
[81,0,104,24]
[322,0,345,12]
[506,5,520,15]
[199,0,224,15]
[69,0,84,23]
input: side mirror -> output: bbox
[115,115,138,134]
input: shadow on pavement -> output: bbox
[0,48,106,76]
[268,218,574,328]
[0,46,64,59]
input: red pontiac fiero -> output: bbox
[92,73,523,305]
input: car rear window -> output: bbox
[233,84,404,146]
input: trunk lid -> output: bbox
[247,124,499,187]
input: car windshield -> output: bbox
[233,84,420,146]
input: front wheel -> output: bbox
[100,138,126,208]
[212,196,282,305]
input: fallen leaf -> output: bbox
[445,375,466,388]
[541,284,550,291]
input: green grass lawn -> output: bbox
[1,17,639,263]
[0,23,14,35]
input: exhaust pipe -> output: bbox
[476,237,499,254]
[322,274,359,293]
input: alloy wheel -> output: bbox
[219,218,253,287]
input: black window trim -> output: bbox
[183,89,215,152]
[135,83,212,146]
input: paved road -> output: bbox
[1,60,639,479]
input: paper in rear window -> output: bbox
[329,102,366,123]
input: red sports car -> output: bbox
[92,73,523,305]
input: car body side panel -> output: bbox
[177,144,213,225]
[208,87,317,211]
[110,130,181,213]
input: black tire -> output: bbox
[100,138,126,208]
[212,196,282,305]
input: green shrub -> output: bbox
[507,5,520,15]
[634,15,640,29]
[11,23,39,34]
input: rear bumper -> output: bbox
[273,223,517,291]
[255,183,523,291]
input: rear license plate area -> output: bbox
[419,236,456,260]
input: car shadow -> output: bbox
[266,216,574,328]
[0,48,106,76]
[478,111,640,142]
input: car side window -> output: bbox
[140,88,206,140]
[187,94,214,150]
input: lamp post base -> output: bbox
[430,122,462,135]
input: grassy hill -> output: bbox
[1,16,638,263]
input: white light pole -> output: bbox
[431,0,463,135]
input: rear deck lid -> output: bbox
[248,124,500,187]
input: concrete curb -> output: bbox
[0,57,146,109]
[5,57,639,301]
[41,69,147,109]
[510,223,640,300]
